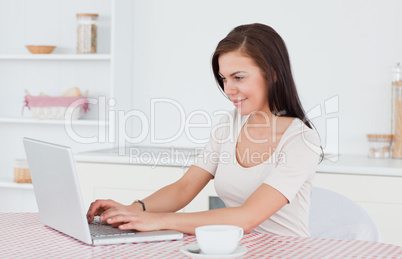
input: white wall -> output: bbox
[130,0,402,156]
[0,0,114,181]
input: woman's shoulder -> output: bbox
[283,117,321,147]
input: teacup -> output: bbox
[195,225,244,255]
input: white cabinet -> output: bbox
[0,182,37,212]
[0,0,134,187]
[76,162,185,211]
[75,162,218,213]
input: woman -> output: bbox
[87,23,322,237]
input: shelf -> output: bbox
[0,54,111,61]
[0,117,108,126]
[0,179,33,190]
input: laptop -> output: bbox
[23,137,183,246]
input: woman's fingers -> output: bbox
[87,200,102,222]
[104,210,143,227]
[99,211,162,232]
[87,199,120,222]
[100,207,133,222]
[111,223,122,228]
[118,222,132,230]
[119,221,137,230]
[86,200,145,231]
[103,214,137,229]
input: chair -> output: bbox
[309,187,381,242]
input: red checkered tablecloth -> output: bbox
[1,213,402,258]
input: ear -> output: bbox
[273,70,278,83]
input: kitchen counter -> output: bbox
[75,145,202,167]
[76,146,402,177]
[317,154,402,177]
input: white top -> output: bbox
[193,109,321,237]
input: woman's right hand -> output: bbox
[86,199,141,227]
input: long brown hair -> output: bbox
[212,23,313,129]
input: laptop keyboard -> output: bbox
[89,217,136,237]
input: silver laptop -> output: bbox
[23,137,183,246]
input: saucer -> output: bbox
[180,243,247,259]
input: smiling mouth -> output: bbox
[233,98,247,106]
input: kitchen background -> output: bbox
[1,0,400,174]
[1,0,402,245]
[131,0,401,154]
[0,0,399,181]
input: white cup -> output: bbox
[195,225,244,255]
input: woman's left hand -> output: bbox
[99,207,166,232]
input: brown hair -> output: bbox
[212,23,313,129]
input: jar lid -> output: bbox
[76,13,99,17]
[393,81,402,86]
[14,159,29,168]
[366,134,393,139]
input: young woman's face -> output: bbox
[218,51,269,116]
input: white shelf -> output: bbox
[0,54,111,61]
[0,179,33,190]
[0,117,108,126]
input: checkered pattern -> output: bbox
[1,213,401,258]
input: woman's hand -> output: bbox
[86,199,136,227]
[100,208,165,232]
[86,199,165,231]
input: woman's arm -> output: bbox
[87,165,213,222]
[134,165,214,213]
[101,179,288,234]
[164,183,288,234]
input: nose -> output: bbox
[223,80,238,96]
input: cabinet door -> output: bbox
[0,188,38,212]
[358,202,402,246]
[76,162,183,210]
[314,172,402,246]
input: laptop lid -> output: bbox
[23,137,183,246]
[23,137,93,245]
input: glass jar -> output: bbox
[367,134,393,158]
[392,63,402,158]
[14,159,31,183]
[76,13,98,54]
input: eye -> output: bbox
[220,76,227,83]
[235,76,243,81]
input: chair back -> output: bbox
[309,187,381,242]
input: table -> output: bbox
[1,213,402,258]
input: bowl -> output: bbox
[25,45,56,54]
